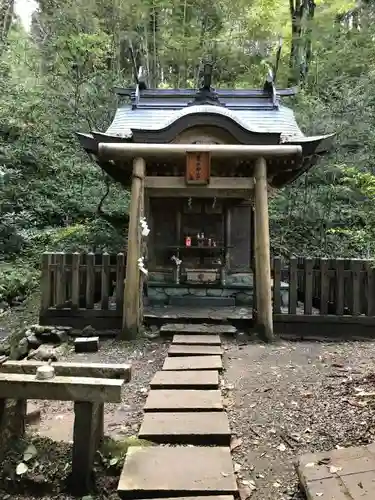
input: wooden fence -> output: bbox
[39,253,375,335]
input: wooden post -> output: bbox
[122,157,145,338]
[254,157,273,341]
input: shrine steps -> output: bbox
[117,325,238,500]
[169,296,235,307]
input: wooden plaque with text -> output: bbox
[185,151,211,185]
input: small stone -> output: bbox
[30,325,54,334]
[28,344,58,361]
[57,326,73,332]
[74,336,99,353]
[81,325,96,337]
[16,337,30,358]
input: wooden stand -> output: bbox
[122,157,145,338]
[254,157,273,341]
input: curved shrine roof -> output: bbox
[77,85,334,188]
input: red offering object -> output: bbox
[185,236,191,247]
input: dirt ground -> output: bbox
[3,336,375,499]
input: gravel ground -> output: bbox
[223,338,375,500]
[3,336,375,499]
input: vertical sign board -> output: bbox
[186,151,211,185]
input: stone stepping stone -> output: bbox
[168,344,222,357]
[144,389,223,412]
[117,446,237,498]
[161,323,237,335]
[173,334,221,345]
[139,411,231,445]
[163,355,222,371]
[150,370,219,389]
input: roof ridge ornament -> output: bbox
[188,62,224,107]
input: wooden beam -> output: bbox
[99,143,302,159]
[145,176,254,190]
[254,157,273,341]
[122,157,145,339]
[0,373,123,402]
[1,361,131,381]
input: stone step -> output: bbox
[150,370,219,389]
[144,389,223,412]
[162,355,222,371]
[139,411,231,445]
[172,334,221,345]
[169,296,235,307]
[168,344,222,357]
[117,446,237,499]
[161,324,237,335]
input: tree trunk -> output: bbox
[0,0,14,56]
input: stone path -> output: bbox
[296,444,375,499]
[117,324,237,499]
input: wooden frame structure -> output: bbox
[0,361,131,494]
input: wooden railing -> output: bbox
[40,252,126,314]
[39,253,375,332]
[271,257,375,317]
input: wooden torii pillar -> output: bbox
[122,157,145,338]
[98,143,302,341]
[254,157,273,341]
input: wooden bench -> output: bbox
[0,361,131,494]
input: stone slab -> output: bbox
[2,361,131,381]
[139,411,230,445]
[161,323,237,335]
[172,334,221,345]
[162,355,222,371]
[297,444,375,500]
[117,446,237,498]
[150,370,219,389]
[168,344,222,357]
[74,336,99,353]
[144,389,223,412]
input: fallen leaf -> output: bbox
[273,481,281,488]
[230,436,243,451]
[316,493,323,497]
[277,443,286,452]
[23,444,37,462]
[329,465,342,474]
[305,462,315,468]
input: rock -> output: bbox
[144,325,160,339]
[28,345,58,361]
[56,326,73,332]
[26,334,42,349]
[30,325,54,334]
[81,325,96,337]
[33,326,68,344]
[74,337,99,353]
[16,337,30,359]
[0,340,10,356]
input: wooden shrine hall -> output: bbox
[77,65,334,339]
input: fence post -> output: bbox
[335,259,345,315]
[101,253,110,310]
[366,260,375,316]
[304,258,313,315]
[273,257,281,314]
[116,253,125,311]
[71,253,81,309]
[351,259,362,316]
[40,252,52,312]
[288,258,297,314]
[85,253,95,310]
[319,258,329,314]
[55,253,66,307]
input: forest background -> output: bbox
[0,0,373,302]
